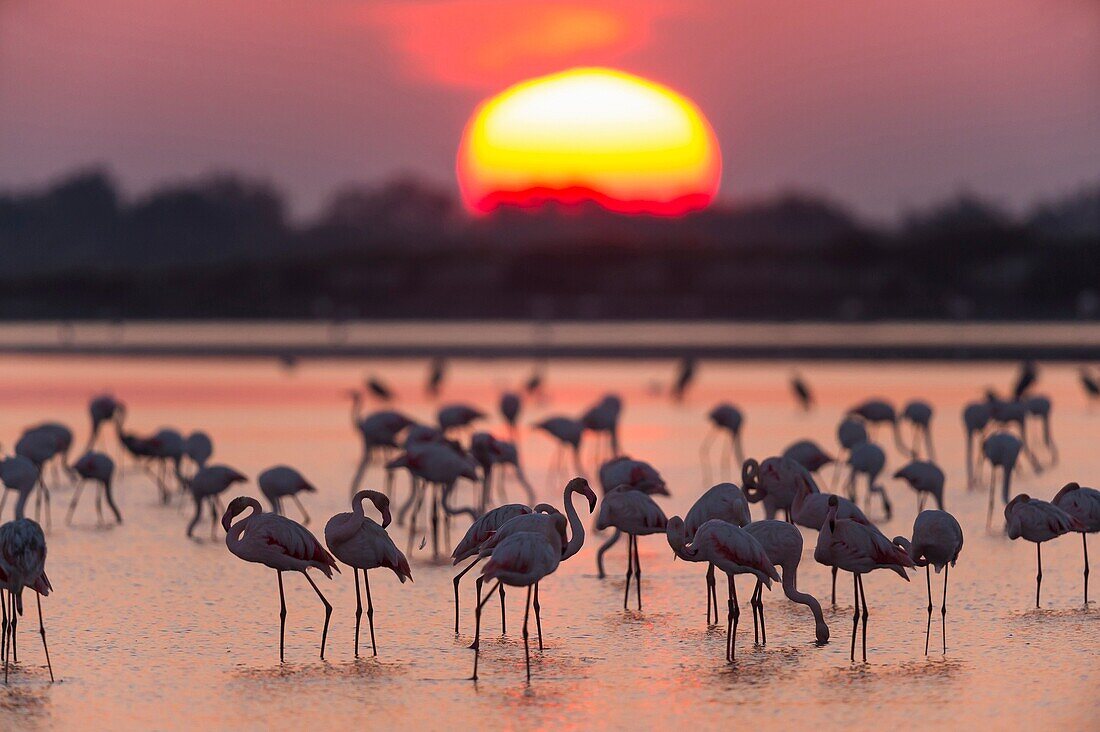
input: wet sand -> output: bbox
[0,355,1096,730]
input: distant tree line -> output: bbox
[0,169,1097,320]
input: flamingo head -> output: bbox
[566,477,598,514]
[665,516,690,557]
[221,496,255,532]
[354,489,392,527]
[533,503,558,515]
[826,494,839,531]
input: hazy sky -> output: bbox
[2,0,1097,219]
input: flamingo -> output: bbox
[183,431,213,472]
[0,519,53,683]
[789,478,870,605]
[450,503,533,634]
[701,403,744,483]
[365,375,393,402]
[471,516,566,681]
[14,428,59,529]
[814,495,914,661]
[848,398,907,455]
[596,485,667,610]
[534,417,585,484]
[962,401,992,489]
[845,441,893,520]
[386,442,478,559]
[85,394,123,453]
[347,393,413,497]
[499,392,521,438]
[671,357,696,402]
[150,428,185,500]
[426,356,446,398]
[666,517,778,662]
[325,490,412,657]
[982,432,1021,528]
[1051,482,1100,604]
[893,509,963,654]
[1012,359,1037,400]
[438,403,485,435]
[595,456,669,578]
[790,372,813,411]
[985,391,1042,473]
[258,466,317,524]
[683,483,751,624]
[0,456,37,522]
[582,394,622,467]
[782,440,834,474]
[1024,395,1057,466]
[69,452,123,526]
[222,497,338,661]
[901,399,935,460]
[831,416,869,488]
[744,520,830,645]
[1079,367,1099,406]
[893,460,946,512]
[187,465,246,540]
[741,455,817,522]
[1004,494,1082,608]
[28,423,75,486]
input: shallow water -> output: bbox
[0,355,1096,730]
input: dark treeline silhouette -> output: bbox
[1,169,1097,320]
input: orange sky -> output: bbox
[1,0,1097,219]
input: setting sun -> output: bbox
[457,67,721,216]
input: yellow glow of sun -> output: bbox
[457,67,721,216]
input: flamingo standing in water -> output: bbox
[666,517,778,662]
[982,432,1021,528]
[683,483,751,624]
[596,485,667,610]
[741,456,817,522]
[790,479,870,605]
[387,442,478,559]
[69,452,123,526]
[347,393,413,497]
[845,441,893,520]
[848,398,907,456]
[985,391,1043,474]
[535,417,586,485]
[1004,494,1082,608]
[901,399,935,460]
[1051,483,1100,605]
[893,460,946,512]
[894,509,963,654]
[183,431,213,473]
[701,403,744,483]
[962,401,992,489]
[790,372,813,411]
[222,496,338,661]
[595,456,668,578]
[325,490,412,657]
[582,394,622,467]
[187,465,246,540]
[0,456,37,522]
[471,515,567,681]
[814,495,914,662]
[258,466,317,524]
[0,518,53,683]
[744,520,830,645]
[451,503,533,634]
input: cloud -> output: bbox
[361,0,685,90]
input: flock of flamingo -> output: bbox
[0,359,1098,682]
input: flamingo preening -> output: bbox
[222,496,338,661]
[701,403,744,483]
[1004,494,1082,608]
[741,455,817,522]
[894,509,963,654]
[1052,482,1100,604]
[0,518,53,683]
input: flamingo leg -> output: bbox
[209,497,219,540]
[469,576,484,650]
[726,573,740,663]
[596,529,620,579]
[623,534,633,610]
[290,494,310,525]
[634,535,643,611]
[965,432,975,489]
[36,594,52,682]
[95,485,104,527]
[364,571,377,657]
[66,480,86,525]
[185,493,203,539]
[0,489,7,520]
[0,590,6,667]
[1035,542,1043,609]
[850,572,859,662]
[302,571,333,660]
[4,591,11,683]
[499,583,507,636]
[750,581,760,645]
[858,574,869,662]
[924,565,932,655]
[522,584,533,681]
[471,579,502,680]
[705,563,716,625]
[831,565,837,606]
[277,571,287,662]
[353,568,362,658]
[453,556,484,634]
[533,582,543,651]
[757,581,767,646]
[733,432,745,472]
[941,564,949,654]
[1083,533,1090,606]
[430,484,440,560]
[986,466,997,530]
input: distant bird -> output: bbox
[258,466,317,524]
[582,394,623,467]
[744,520,829,645]
[962,401,992,489]
[387,443,478,559]
[666,517,778,662]
[524,363,545,397]
[183,431,213,471]
[671,357,697,402]
[0,519,53,682]
[471,516,567,681]
[187,465,246,540]
[894,510,963,654]
[1004,494,1082,608]
[831,417,869,488]
[365,376,393,402]
[790,372,813,411]
[0,456,37,522]
[848,398,907,455]
[845,442,892,521]
[85,394,123,453]
[1012,360,1037,400]
[14,427,62,529]
[595,456,668,577]
[534,416,585,482]
[893,460,946,512]
[222,497,338,661]
[348,395,413,497]
[782,440,834,474]
[1079,367,1099,407]
[1024,395,1057,466]
[596,485,667,610]
[451,503,532,634]
[985,390,1043,474]
[426,357,446,398]
[70,452,123,526]
[684,483,752,624]
[499,392,521,438]
[982,432,1021,528]
[702,403,744,483]
[438,403,485,434]
[814,495,914,661]
[325,490,412,656]
[741,456,818,522]
[901,399,935,460]
[1052,482,1100,605]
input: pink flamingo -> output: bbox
[744,519,830,645]
[258,465,317,524]
[347,393,413,496]
[0,519,53,683]
[596,485,667,609]
[1005,494,1083,608]
[845,441,893,520]
[790,479,870,605]
[683,482,751,624]
[783,440,835,474]
[450,502,533,634]
[893,509,963,654]
[982,431,1021,528]
[848,398,907,455]
[438,403,486,435]
[534,416,585,484]
[814,495,914,661]
[1053,482,1100,604]
[69,452,123,526]
[222,496,338,661]
[325,490,412,657]
[741,455,816,522]
[85,394,123,454]
[0,456,38,522]
[962,401,992,489]
[499,392,521,439]
[666,517,779,662]
[893,460,946,512]
[830,417,868,488]
[186,465,246,540]
[901,399,935,460]
[701,403,744,482]
[471,516,567,680]
[387,442,478,559]
[582,394,622,467]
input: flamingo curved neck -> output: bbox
[561,486,586,561]
[780,563,827,637]
[226,500,261,546]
